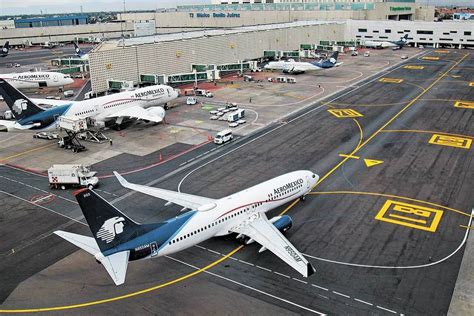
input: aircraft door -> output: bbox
[53,74,58,82]
[306,175,311,190]
[150,242,158,257]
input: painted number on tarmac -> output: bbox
[327,109,363,118]
[454,101,474,109]
[375,200,443,232]
[421,56,440,61]
[379,78,404,83]
[429,134,472,149]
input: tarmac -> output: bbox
[0,48,472,315]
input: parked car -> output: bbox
[401,55,408,59]
[229,122,239,128]
[210,115,219,120]
[33,132,59,140]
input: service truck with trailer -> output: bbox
[48,164,99,190]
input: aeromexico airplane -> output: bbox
[0,41,9,57]
[0,79,178,132]
[73,43,89,60]
[363,34,409,49]
[264,51,342,74]
[55,170,319,285]
[0,71,74,89]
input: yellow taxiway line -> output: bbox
[0,143,55,162]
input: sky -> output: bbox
[0,0,472,16]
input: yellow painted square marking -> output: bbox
[435,50,450,54]
[327,109,363,118]
[422,56,440,61]
[454,101,474,109]
[429,134,472,149]
[379,78,404,83]
[375,200,443,232]
[404,65,425,70]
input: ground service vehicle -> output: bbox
[227,109,245,122]
[48,164,99,190]
[214,129,233,144]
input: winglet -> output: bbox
[114,171,130,188]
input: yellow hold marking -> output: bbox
[375,200,443,232]
[422,56,440,61]
[379,78,404,83]
[454,101,474,109]
[327,109,363,118]
[404,65,425,70]
[429,134,472,149]
[364,159,384,167]
[435,50,450,54]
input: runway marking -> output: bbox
[167,256,326,315]
[333,291,350,299]
[364,159,384,168]
[421,56,440,61]
[0,246,244,313]
[313,53,468,190]
[292,278,308,284]
[327,109,363,118]
[381,129,474,140]
[311,284,328,291]
[256,265,272,272]
[30,193,55,205]
[377,305,397,314]
[354,298,373,306]
[434,50,450,54]
[428,134,472,149]
[454,100,474,109]
[403,65,425,70]
[338,154,360,159]
[274,271,291,279]
[352,118,364,150]
[379,78,403,84]
[0,143,55,162]
[375,200,444,232]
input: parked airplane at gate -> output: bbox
[0,71,74,90]
[0,79,178,132]
[0,41,10,57]
[55,170,319,285]
[264,52,342,74]
[73,43,89,61]
[363,34,409,49]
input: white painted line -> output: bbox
[194,245,206,250]
[332,291,350,299]
[256,265,272,272]
[376,305,397,314]
[318,295,329,300]
[167,256,326,315]
[32,193,53,203]
[207,249,221,255]
[238,259,255,267]
[293,278,308,284]
[354,298,373,306]
[229,257,238,261]
[311,284,328,291]
[274,271,291,279]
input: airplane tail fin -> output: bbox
[74,188,141,253]
[1,41,9,56]
[329,51,339,64]
[73,43,84,57]
[0,79,44,120]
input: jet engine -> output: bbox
[146,106,166,119]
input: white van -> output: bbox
[63,90,74,98]
[214,129,233,145]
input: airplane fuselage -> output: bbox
[1,85,178,132]
[105,171,318,261]
[1,72,74,89]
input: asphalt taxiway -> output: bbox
[0,49,472,315]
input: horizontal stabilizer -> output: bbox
[54,230,99,255]
[97,251,130,286]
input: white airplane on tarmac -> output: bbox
[0,71,74,90]
[264,52,342,74]
[0,78,178,132]
[54,170,319,285]
[363,34,409,49]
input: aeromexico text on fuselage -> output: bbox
[274,178,304,194]
[16,74,52,81]
[134,87,166,98]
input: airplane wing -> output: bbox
[230,212,315,278]
[114,171,216,211]
[106,106,163,123]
